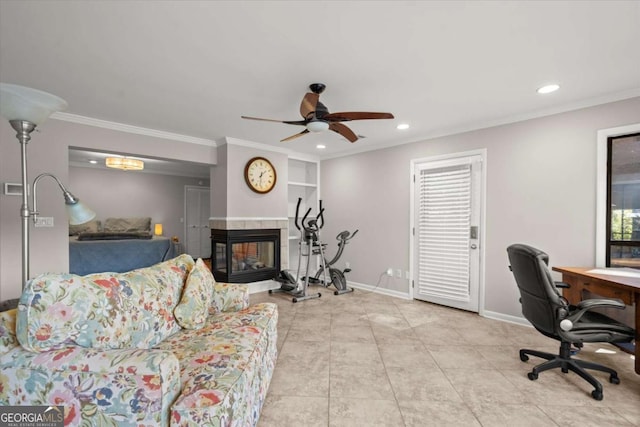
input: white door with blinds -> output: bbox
[412,153,483,312]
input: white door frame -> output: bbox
[409,148,487,315]
[595,123,640,267]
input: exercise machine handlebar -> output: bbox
[318,200,325,229]
[337,229,358,241]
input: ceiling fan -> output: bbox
[241,83,394,143]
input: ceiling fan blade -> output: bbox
[281,129,310,142]
[241,116,286,123]
[324,112,395,122]
[329,122,358,143]
[300,93,319,119]
[242,116,307,126]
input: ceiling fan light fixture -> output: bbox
[306,120,329,133]
[105,157,144,171]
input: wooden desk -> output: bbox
[552,266,639,374]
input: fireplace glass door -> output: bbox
[211,228,280,283]
[231,241,275,272]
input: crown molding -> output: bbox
[218,136,319,161]
[320,89,640,160]
[51,112,217,147]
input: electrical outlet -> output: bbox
[386,268,393,276]
[34,217,54,227]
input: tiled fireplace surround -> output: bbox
[209,217,290,274]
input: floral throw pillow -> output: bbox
[174,258,216,329]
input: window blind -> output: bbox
[417,164,471,301]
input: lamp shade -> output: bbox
[0,83,68,125]
[154,223,163,236]
[306,120,329,133]
[66,200,97,225]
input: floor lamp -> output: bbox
[0,83,96,298]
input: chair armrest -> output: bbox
[0,346,180,424]
[576,298,626,311]
[567,298,627,324]
[554,281,570,289]
[212,282,250,312]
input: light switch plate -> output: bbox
[34,217,54,227]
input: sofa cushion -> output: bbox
[0,309,17,352]
[174,258,216,329]
[160,302,278,426]
[16,254,195,352]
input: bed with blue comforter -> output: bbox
[69,234,176,275]
[2,222,178,312]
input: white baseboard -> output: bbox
[482,310,532,327]
[245,279,412,300]
[348,281,412,300]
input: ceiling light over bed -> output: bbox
[105,157,144,171]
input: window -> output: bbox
[606,132,640,268]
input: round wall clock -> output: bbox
[244,156,277,194]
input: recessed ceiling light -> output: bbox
[89,160,98,164]
[537,84,560,94]
[397,123,410,130]
[316,144,326,149]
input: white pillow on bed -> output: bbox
[69,219,101,236]
[103,217,151,233]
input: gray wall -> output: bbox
[320,97,640,319]
[212,139,288,219]
[0,118,216,302]
[68,166,209,242]
[2,98,639,321]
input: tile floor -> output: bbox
[251,287,639,427]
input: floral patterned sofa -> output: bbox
[0,254,278,426]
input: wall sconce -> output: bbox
[0,83,96,291]
[154,223,163,236]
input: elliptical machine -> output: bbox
[306,201,357,295]
[270,198,322,303]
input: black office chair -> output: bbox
[506,244,635,400]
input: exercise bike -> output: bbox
[306,201,357,296]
